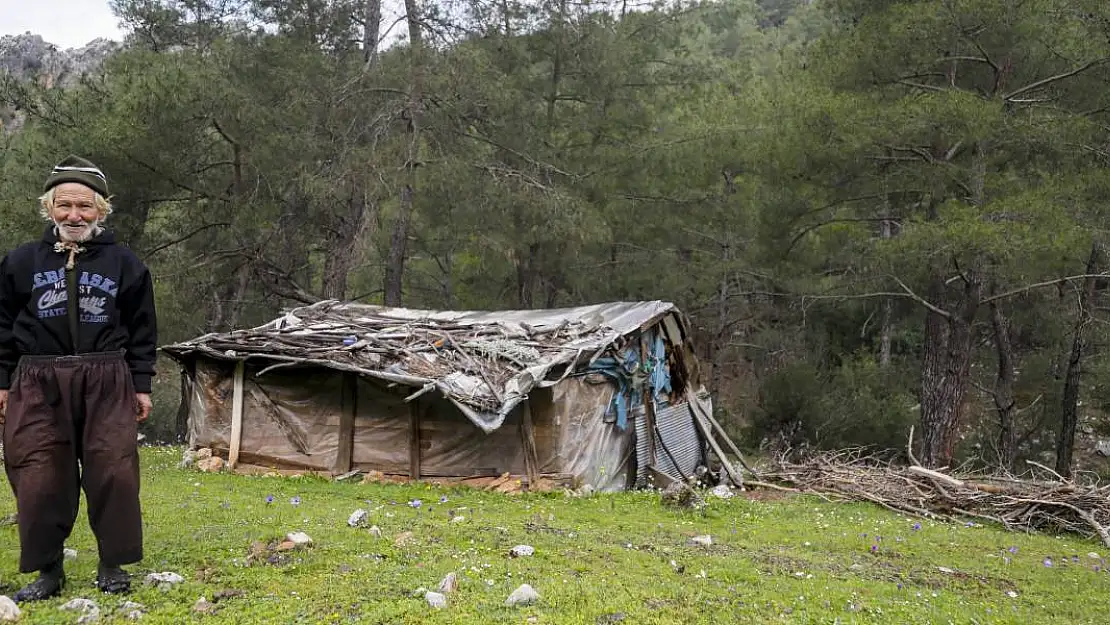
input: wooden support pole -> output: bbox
[520,401,539,487]
[333,372,357,474]
[690,405,743,487]
[409,401,422,480]
[228,360,245,470]
[694,392,759,478]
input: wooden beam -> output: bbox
[333,372,357,474]
[689,400,743,487]
[696,392,759,478]
[520,401,539,487]
[640,333,657,467]
[228,360,245,470]
[409,401,422,480]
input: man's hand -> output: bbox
[0,389,7,425]
[135,393,152,423]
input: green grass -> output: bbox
[1,446,1108,623]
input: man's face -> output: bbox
[50,182,99,242]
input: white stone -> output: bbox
[689,535,713,547]
[438,572,458,593]
[192,597,215,614]
[64,547,78,560]
[61,598,99,612]
[144,572,185,590]
[425,591,447,609]
[348,509,369,527]
[0,596,19,622]
[61,598,101,624]
[506,584,540,607]
[510,545,535,558]
[286,531,313,546]
[710,485,734,499]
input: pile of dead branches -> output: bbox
[754,435,1110,547]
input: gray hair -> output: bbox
[38,187,113,222]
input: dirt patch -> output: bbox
[748,549,1017,594]
[740,487,797,503]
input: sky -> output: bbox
[0,0,125,49]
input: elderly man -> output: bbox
[0,155,157,602]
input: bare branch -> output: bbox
[787,217,902,254]
[981,273,1110,304]
[1004,58,1110,101]
[968,39,1000,73]
[889,274,952,318]
[935,55,992,66]
[897,79,947,93]
[141,222,231,260]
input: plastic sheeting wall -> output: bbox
[185,360,634,485]
[531,378,636,492]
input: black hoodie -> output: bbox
[0,226,157,392]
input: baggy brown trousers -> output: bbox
[2,350,142,573]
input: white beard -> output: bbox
[55,220,100,243]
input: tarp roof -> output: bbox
[161,299,688,432]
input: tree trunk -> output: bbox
[516,242,538,308]
[918,270,981,467]
[1056,242,1100,477]
[988,299,1017,471]
[879,216,893,367]
[363,0,382,67]
[384,185,412,306]
[322,190,371,300]
[383,0,424,307]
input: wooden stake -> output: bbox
[228,360,245,469]
[695,392,759,478]
[691,406,743,487]
[410,401,422,480]
[521,401,539,486]
[333,372,357,474]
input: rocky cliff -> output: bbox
[0,33,120,131]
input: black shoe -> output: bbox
[96,563,131,594]
[12,570,65,603]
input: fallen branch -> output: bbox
[753,446,1110,547]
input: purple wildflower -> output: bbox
[870,545,878,553]
[1008,546,1018,554]
[265,495,274,504]
[439,496,449,504]
[896,583,903,590]
[290,496,301,506]
[409,499,422,508]
[912,523,921,531]
[1043,557,1053,567]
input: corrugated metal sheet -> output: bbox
[635,400,705,487]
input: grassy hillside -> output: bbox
[0,446,1107,623]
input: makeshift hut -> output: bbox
[161,300,736,491]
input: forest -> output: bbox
[3,0,1110,477]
